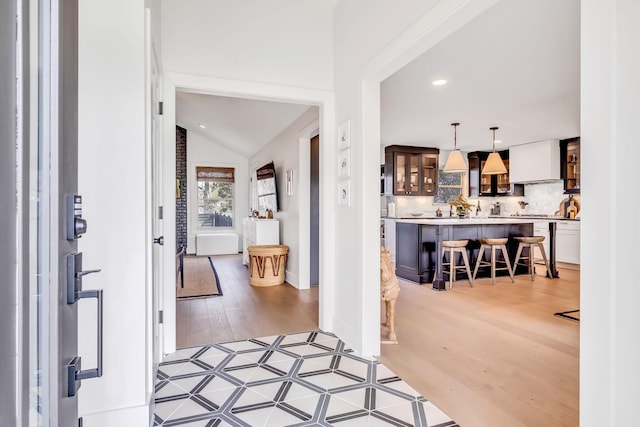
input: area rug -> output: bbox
[177,256,222,299]
[554,309,579,322]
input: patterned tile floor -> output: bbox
[154,331,458,426]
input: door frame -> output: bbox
[159,73,335,354]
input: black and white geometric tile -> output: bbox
[154,331,459,426]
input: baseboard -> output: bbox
[80,403,151,427]
[285,269,299,288]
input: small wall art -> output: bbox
[337,119,351,150]
[286,169,294,195]
[338,149,350,178]
[338,180,350,207]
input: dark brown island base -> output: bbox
[395,218,559,290]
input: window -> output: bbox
[196,166,234,228]
[434,169,464,204]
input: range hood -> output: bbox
[509,139,560,183]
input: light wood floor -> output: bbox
[176,254,579,427]
[176,254,319,348]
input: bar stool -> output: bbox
[442,240,473,289]
[472,238,515,284]
[513,236,552,280]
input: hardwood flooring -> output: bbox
[176,254,319,348]
[176,254,579,427]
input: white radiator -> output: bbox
[196,233,238,256]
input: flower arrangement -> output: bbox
[449,194,474,217]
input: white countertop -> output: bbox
[383,215,579,222]
[394,217,553,225]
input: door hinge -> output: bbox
[158,101,163,115]
[158,206,163,219]
[159,310,163,324]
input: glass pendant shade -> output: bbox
[443,122,468,172]
[443,149,467,172]
[481,126,507,175]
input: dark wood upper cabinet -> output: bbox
[384,145,439,196]
[560,137,580,194]
[468,150,524,197]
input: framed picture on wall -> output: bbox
[338,149,350,178]
[338,180,350,207]
[337,119,350,150]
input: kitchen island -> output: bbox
[394,218,559,289]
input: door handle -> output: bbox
[67,289,103,397]
[154,236,164,245]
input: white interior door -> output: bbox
[151,50,165,363]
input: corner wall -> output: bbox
[249,106,319,288]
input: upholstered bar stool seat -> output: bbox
[442,240,473,289]
[472,237,515,284]
[513,236,552,280]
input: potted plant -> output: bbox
[449,194,474,218]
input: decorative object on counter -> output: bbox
[387,202,396,217]
[380,247,400,344]
[490,201,501,216]
[518,200,529,209]
[443,122,467,172]
[267,209,273,219]
[556,194,581,218]
[436,207,443,217]
[475,201,482,216]
[448,194,474,218]
[481,127,508,175]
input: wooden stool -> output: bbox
[442,240,473,289]
[472,238,514,284]
[513,236,552,280]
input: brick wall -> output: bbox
[176,126,187,250]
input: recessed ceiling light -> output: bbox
[432,79,447,86]
[494,140,502,144]
[198,123,206,129]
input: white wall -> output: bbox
[77,0,150,424]
[581,0,640,425]
[161,0,335,91]
[186,130,249,254]
[249,107,319,288]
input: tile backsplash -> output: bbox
[381,180,572,217]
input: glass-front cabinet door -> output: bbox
[561,137,580,193]
[394,152,420,195]
[421,153,438,195]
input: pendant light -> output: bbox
[443,122,467,172]
[481,126,507,175]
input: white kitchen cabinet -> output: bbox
[242,218,280,265]
[383,219,396,266]
[555,220,580,264]
[509,139,560,183]
[533,221,550,262]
